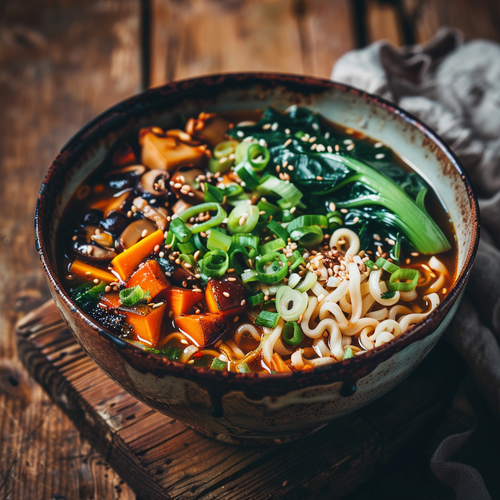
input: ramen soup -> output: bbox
[59,107,456,374]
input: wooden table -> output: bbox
[1,1,499,498]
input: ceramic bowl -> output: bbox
[36,73,479,444]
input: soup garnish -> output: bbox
[59,106,456,373]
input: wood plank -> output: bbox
[149,0,355,86]
[0,0,140,497]
[17,300,466,500]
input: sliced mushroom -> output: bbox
[105,164,146,190]
[80,209,103,227]
[139,127,207,172]
[137,169,169,198]
[100,212,129,236]
[170,167,205,203]
[72,225,117,262]
[103,189,133,218]
[132,197,169,231]
[186,113,230,147]
[117,219,157,251]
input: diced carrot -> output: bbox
[175,313,228,347]
[163,287,204,317]
[70,259,116,283]
[98,292,122,309]
[111,229,164,281]
[121,303,166,347]
[112,142,138,167]
[103,190,131,218]
[205,278,246,317]
[270,353,292,373]
[126,260,170,299]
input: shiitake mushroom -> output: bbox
[117,219,157,252]
[137,169,169,199]
[156,257,203,289]
[80,209,103,227]
[72,225,117,262]
[105,165,146,190]
[100,212,129,236]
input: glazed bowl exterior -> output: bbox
[36,74,479,442]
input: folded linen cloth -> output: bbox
[332,27,500,500]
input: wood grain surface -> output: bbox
[16,301,466,500]
[1,0,500,498]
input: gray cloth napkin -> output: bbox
[332,27,500,500]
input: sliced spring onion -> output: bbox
[365,259,376,270]
[343,347,354,360]
[237,362,251,373]
[223,183,244,198]
[207,230,232,252]
[267,220,288,241]
[227,203,260,234]
[295,271,318,293]
[146,345,183,361]
[290,250,305,271]
[281,208,295,222]
[241,269,259,284]
[257,175,303,209]
[375,257,400,273]
[247,143,270,171]
[179,202,227,234]
[276,286,308,322]
[229,245,256,274]
[388,268,420,292]
[179,253,196,267]
[165,229,176,250]
[231,234,259,250]
[193,233,208,254]
[256,251,289,284]
[248,292,264,306]
[287,273,301,288]
[169,217,192,243]
[289,225,324,246]
[255,310,280,328]
[381,291,396,299]
[208,156,232,174]
[235,140,256,164]
[204,183,225,203]
[257,200,282,220]
[286,215,328,233]
[210,358,227,371]
[177,238,197,254]
[199,249,229,278]
[214,140,239,159]
[87,281,106,299]
[282,321,303,346]
[260,237,286,255]
[120,285,146,306]
[235,162,260,189]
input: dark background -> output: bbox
[1,0,499,498]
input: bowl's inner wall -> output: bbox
[47,80,474,288]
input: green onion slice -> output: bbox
[247,144,270,172]
[235,140,256,165]
[290,250,305,271]
[208,156,232,174]
[267,220,289,241]
[241,269,259,284]
[210,358,227,371]
[365,259,376,270]
[177,238,197,255]
[282,321,303,346]
[199,249,229,278]
[235,162,260,189]
[375,258,400,274]
[286,215,328,233]
[248,292,264,306]
[255,310,280,328]
[120,285,146,306]
[214,140,238,160]
[295,271,318,293]
[342,347,354,360]
[179,203,227,234]
[256,251,289,284]
[169,217,192,243]
[237,362,251,373]
[388,268,420,292]
[258,175,303,209]
[223,183,244,198]
[289,225,324,246]
[207,230,232,252]
[287,273,301,288]
[227,203,260,234]
[276,286,308,322]
[260,237,286,255]
[204,183,225,203]
[257,200,282,220]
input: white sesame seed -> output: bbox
[237,131,244,137]
[375,153,385,160]
[344,139,353,145]
[141,229,148,238]
[374,142,383,148]
[223,292,230,298]
[271,122,279,131]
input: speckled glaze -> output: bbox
[36,74,479,443]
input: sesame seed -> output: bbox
[152,302,163,309]
[159,251,165,258]
[105,286,111,292]
[174,182,182,189]
[194,250,200,261]
[344,139,353,145]
[72,235,78,241]
[127,211,132,218]
[373,234,381,241]
[288,165,294,171]
[285,128,291,134]
[346,143,355,151]
[259,210,266,216]
[227,277,237,281]
[324,132,330,139]
[154,244,160,253]
[353,216,359,224]
[327,145,333,153]
[87,246,93,255]
[283,138,292,147]
[375,153,385,160]
[406,258,411,264]
[223,292,230,298]
[237,131,244,137]
[329,202,336,211]
[335,144,340,152]
[442,288,447,294]
[316,176,323,181]
[290,207,296,214]
[227,268,235,273]
[93,278,99,284]
[411,252,419,257]
[184,263,193,268]
[233,316,240,323]
[374,142,383,148]
[263,123,272,130]
[340,208,348,214]
[239,216,246,226]
[309,136,317,143]
[264,295,269,301]
[192,288,203,293]
[241,299,246,306]
[271,122,279,131]
[141,229,148,238]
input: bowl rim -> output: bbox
[35,71,480,387]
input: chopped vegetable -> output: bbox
[126,260,170,299]
[120,303,166,347]
[255,310,280,328]
[210,358,227,371]
[205,278,247,316]
[163,287,204,317]
[70,259,116,283]
[175,313,229,347]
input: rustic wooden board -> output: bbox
[17,300,466,500]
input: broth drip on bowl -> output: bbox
[57,107,457,374]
